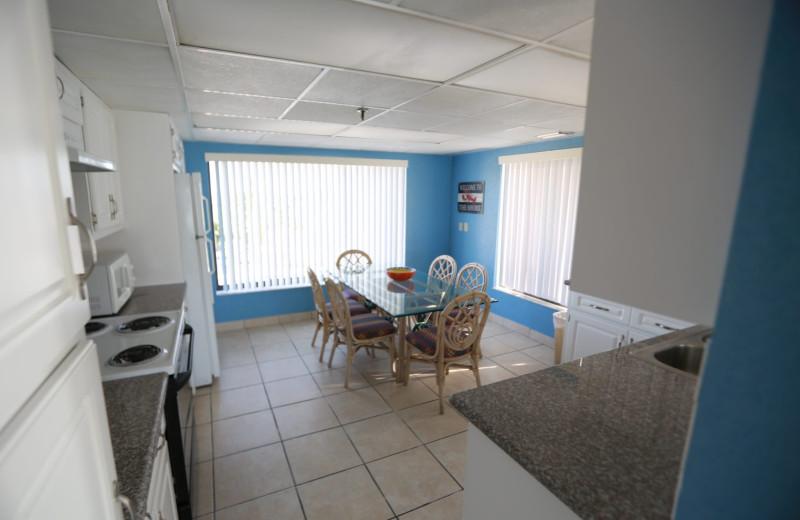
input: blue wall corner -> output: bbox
[675,0,800,517]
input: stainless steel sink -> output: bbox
[630,328,711,378]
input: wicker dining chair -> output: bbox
[455,262,488,291]
[404,291,492,414]
[428,255,457,284]
[325,278,397,388]
[308,267,370,363]
[336,249,372,300]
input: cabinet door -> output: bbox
[626,328,654,346]
[569,311,629,360]
[0,341,123,520]
[0,0,90,430]
[147,433,178,520]
[82,87,117,163]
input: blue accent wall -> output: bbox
[675,0,800,517]
[450,137,584,336]
[183,141,452,323]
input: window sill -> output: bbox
[493,286,566,311]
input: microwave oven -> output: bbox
[86,251,135,316]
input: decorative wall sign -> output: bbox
[458,181,484,214]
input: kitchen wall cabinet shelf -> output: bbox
[563,291,694,362]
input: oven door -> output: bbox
[165,323,195,520]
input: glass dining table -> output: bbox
[327,265,479,383]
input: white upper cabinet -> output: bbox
[54,59,84,149]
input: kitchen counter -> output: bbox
[117,283,186,317]
[103,373,168,519]
[451,326,706,520]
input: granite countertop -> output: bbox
[451,326,708,520]
[117,283,186,317]
[103,373,169,519]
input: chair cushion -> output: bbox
[342,288,360,301]
[350,314,396,340]
[326,300,370,318]
[406,326,469,358]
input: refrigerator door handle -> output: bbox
[201,195,212,235]
[204,236,216,275]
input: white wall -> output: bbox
[570,0,773,325]
[99,110,184,285]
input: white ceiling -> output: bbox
[48,0,594,155]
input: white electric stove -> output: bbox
[86,308,185,381]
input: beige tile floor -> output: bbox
[193,317,554,520]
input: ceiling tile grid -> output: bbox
[47,0,593,154]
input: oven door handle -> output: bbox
[172,323,194,390]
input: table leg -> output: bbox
[396,316,406,383]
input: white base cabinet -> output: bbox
[462,425,580,520]
[563,291,695,362]
[147,417,178,520]
[0,341,123,520]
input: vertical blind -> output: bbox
[207,154,407,292]
[496,149,582,306]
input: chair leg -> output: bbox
[311,320,321,348]
[472,353,482,387]
[318,325,330,362]
[344,346,355,389]
[437,374,445,414]
[328,336,340,368]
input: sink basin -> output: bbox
[653,345,704,376]
[630,328,711,378]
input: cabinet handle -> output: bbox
[589,304,610,312]
[113,481,135,520]
[67,198,97,289]
[156,433,166,452]
[654,322,677,331]
[56,76,64,100]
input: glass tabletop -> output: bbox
[328,265,473,318]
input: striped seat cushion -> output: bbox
[326,300,370,318]
[406,326,470,358]
[342,288,360,301]
[350,314,396,340]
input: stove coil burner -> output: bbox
[85,321,108,335]
[116,316,173,333]
[108,345,167,367]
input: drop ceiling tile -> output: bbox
[439,135,522,154]
[192,113,348,135]
[283,102,385,125]
[427,119,518,136]
[361,111,460,131]
[478,100,584,126]
[186,90,292,119]
[397,0,596,42]
[483,126,555,141]
[52,32,177,87]
[547,20,594,55]
[303,70,435,109]
[193,128,266,144]
[532,114,585,134]
[456,48,590,106]
[171,0,520,82]
[339,126,460,144]
[400,86,523,118]
[256,134,327,148]
[47,0,168,44]
[179,48,323,98]
[83,81,185,113]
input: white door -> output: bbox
[0,341,123,520]
[0,0,90,430]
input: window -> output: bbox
[206,153,407,292]
[496,148,582,307]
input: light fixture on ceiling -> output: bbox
[537,131,575,139]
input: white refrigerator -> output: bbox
[174,171,220,387]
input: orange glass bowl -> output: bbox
[386,267,416,281]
